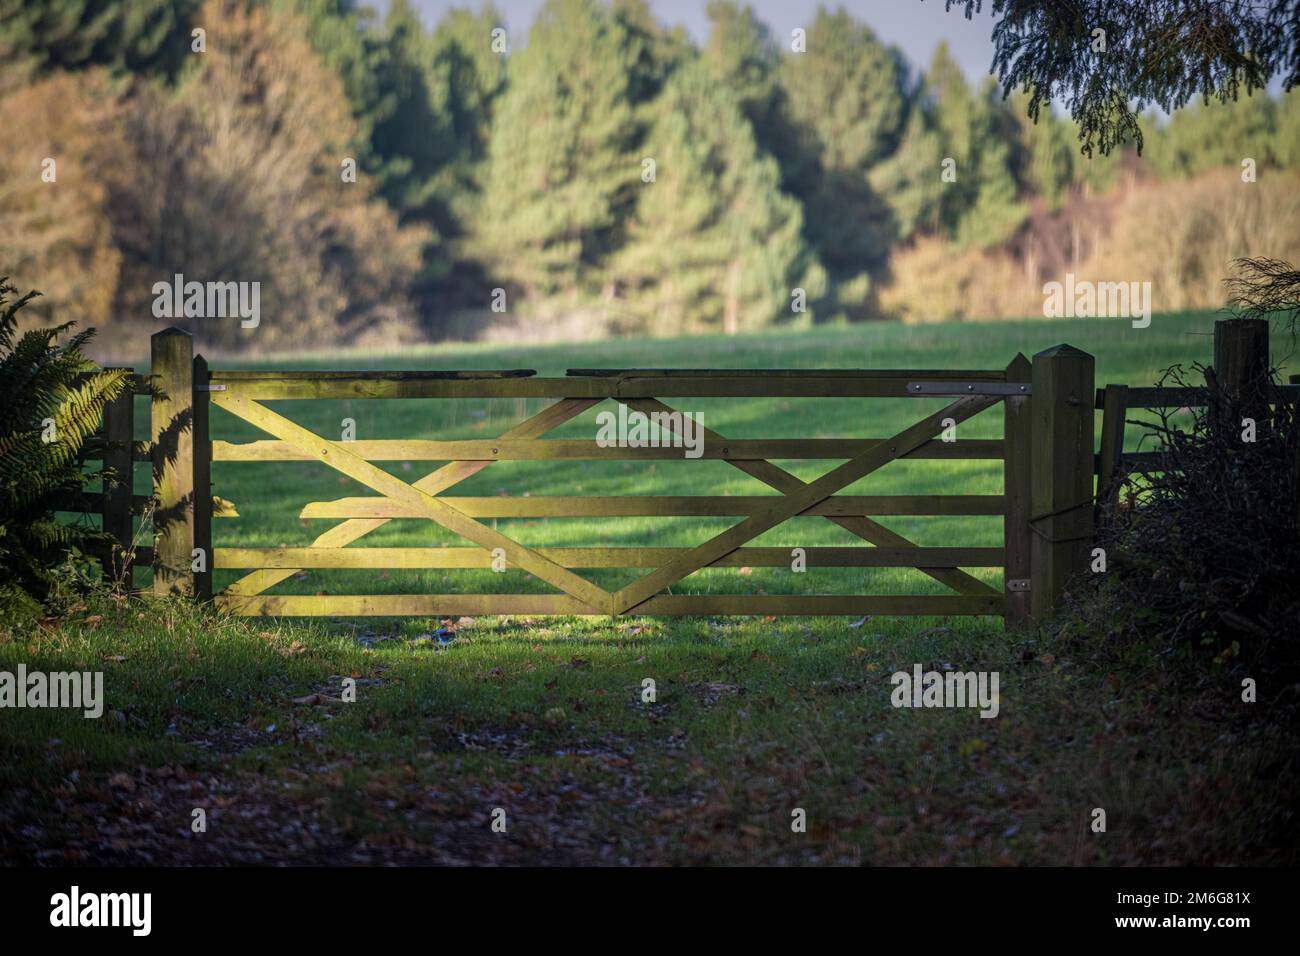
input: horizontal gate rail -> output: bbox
[214,546,1006,569]
[213,438,1003,461]
[215,593,1005,617]
[295,495,1007,519]
[208,369,1011,400]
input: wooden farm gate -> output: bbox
[91,329,1102,626]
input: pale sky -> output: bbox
[370,0,1002,83]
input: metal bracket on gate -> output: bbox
[195,385,227,391]
[907,382,1031,396]
[1005,579,1031,592]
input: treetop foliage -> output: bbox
[943,0,1300,156]
[2,0,1297,343]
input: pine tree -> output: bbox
[1016,97,1077,211]
[1146,95,1279,178]
[703,1,780,132]
[869,103,945,240]
[0,0,196,78]
[764,7,910,315]
[926,44,1027,249]
[612,59,822,335]
[468,0,651,297]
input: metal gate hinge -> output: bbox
[908,382,1031,396]
[1006,579,1031,592]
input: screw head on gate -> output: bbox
[966,384,974,392]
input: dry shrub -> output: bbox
[878,236,1042,323]
[881,168,1300,323]
[1074,360,1300,679]
[0,71,124,331]
[1,0,428,355]
[1084,169,1300,311]
[104,0,429,352]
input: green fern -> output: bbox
[0,276,129,600]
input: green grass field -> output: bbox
[4,310,1295,865]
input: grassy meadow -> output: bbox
[5,309,1296,866]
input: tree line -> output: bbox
[2,0,1298,349]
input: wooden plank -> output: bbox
[1114,384,1298,408]
[611,394,1000,615]
[212,392,613,613]
[213,437,1003,462]
[624,398,1000,598]
[101,385,134,583]
[213,369,536,380]
[1002,353,1032,628]
[1119,386,1209,408]
[54,492,149,513]
[193,355,213,601]
[298,494,1007,519]
[209,376,998,400]
[51,491,105,513]
[151,328,195,597]
[216,593,1004,617]
[567,368,1008,380]
[220,398,600,597]
[214,546,1005,570]
[1029,345,1096,621]
[1095,384,1128,533]
[1120,451,1170,472]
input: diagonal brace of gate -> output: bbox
[212,392,611,613]
[621,398,998,598]
[221,398,599,597]
[611,394,999,614]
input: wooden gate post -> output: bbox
[1029,344,1095,621]
[151,328,195,596]
[1003,353,1032,629]
[101,382,135,585]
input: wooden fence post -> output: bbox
[151,328,195,596]
[101,383,135,586]
[193,354,213,601]
[1029,344,1095,621]
[1002,353,1032,629]
[1213,318,1270,426]
[1095,383,1129,535]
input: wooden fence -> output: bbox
[1094,319,1300,530]
[87,328,1110,626]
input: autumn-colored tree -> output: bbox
[105,0,428,351]
[0,71,123,332]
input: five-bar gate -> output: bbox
[115,329,1098,627]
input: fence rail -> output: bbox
[1093,319,1293,530]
